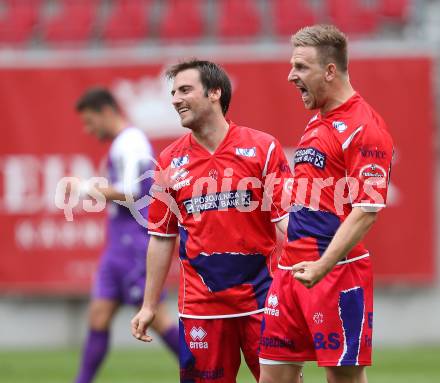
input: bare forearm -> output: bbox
[96,186,126,201]
[275,216,288,234]
[293,208,379,288]
[319,207,377,271]
[142,236,175,311]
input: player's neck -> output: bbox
[110,117,127,139]
[191,116,229,154]
[320,81,355,116]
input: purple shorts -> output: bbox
[92,245,165,306]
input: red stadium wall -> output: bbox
[0,56,435,294]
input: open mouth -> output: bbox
[297,84,308,99]
[177,107,189,115]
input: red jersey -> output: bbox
[280,93,394,268]
[148,121,292,318]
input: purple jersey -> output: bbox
[93,127,154,304]
[106,127,153,251]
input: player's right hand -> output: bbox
[131,307,155,342]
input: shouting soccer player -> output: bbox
[131,60,292,382]
[72,88,179,383]
[258,25,394,383]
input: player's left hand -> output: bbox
[291,260,329,289]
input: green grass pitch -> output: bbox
[0,346,439,382]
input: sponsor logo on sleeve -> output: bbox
[332,121,348,133]
[235,147,257,157]
[171,154,189,168]
[359,164,387,184]
[294,147,326,169]
[359,146,386,159]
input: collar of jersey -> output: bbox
[318,92,361,120]
[189,120,237,156]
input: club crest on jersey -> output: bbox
[235,147,257,157]
[208,169,218,180]
[190,326,208,349]
[332,121,348,133]
[171,154,189,168]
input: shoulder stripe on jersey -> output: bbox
[342,126,363,151]
[262,141,276,177]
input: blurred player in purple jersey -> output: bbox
[72,88,178,383]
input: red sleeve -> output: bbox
[342,123,393,211]
[262,139,293,221]
[147,156,179,237]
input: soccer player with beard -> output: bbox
[258,25,394,383]
[131,60,293,382]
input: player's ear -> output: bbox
[325,63,337,82]
[101,104,115,117]
[208,88,222,102]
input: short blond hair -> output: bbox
[292,24,348,73]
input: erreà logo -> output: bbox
[268,294,278,308]
[171,154,189,168]
[235,147,256,157]
[332,121,348,133]
[265,294,280,317]
[190,326,207,341]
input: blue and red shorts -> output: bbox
[179,314,262,382]
[259,257,373,367]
